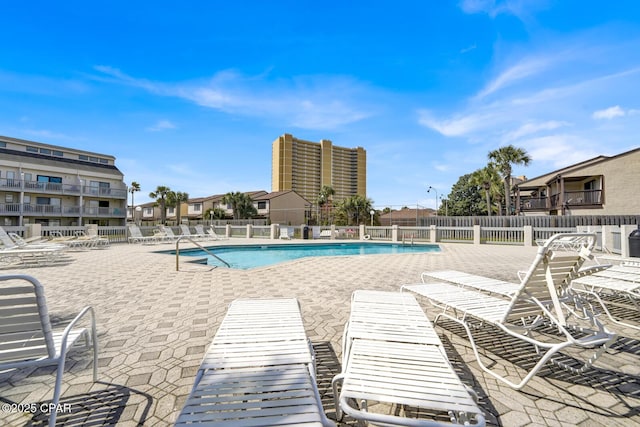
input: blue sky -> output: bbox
[2,1,639,210]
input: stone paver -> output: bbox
[1,239,639,426]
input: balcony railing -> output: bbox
[552,189,603,208]
[519,197,548,210]
[521,189,603,211]
[0,204,126,217]
[0,178,127,199]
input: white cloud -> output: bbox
[502,120,570,142]
[459,0,548,21]
[94,66,372,131]
[146,120,176,132]
[417,110,497,137]
[522,134,600,167]
[592,105,625,120]
[475,57,550,99]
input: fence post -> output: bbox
[246,224,253,239]
[523,225,533,247]
[392,225,398,242]
[330,225,336,240]
[601,225,614,253]
[359,224,366,241]
[270,224,277,240]
[226,224,232,239]
[25,223,42,240]
[430,225,437,243]
[473,225,481,245]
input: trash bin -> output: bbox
[302,226,309,240]
[630,228,640,258]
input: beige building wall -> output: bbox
[560,148,640,215]
[272,133,366,204]
[518,148,640,215]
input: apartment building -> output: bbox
[515,147,640,215]
[272,133,366,204]
[0,136,127,226]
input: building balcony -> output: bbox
[520,189,603,212]
[550,189,603,209]
[0,204,126,218]
[0,178,127,199]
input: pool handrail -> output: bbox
[175,236,231,270]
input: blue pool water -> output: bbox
[177,242,440,270]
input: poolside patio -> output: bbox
[1,240,639,426]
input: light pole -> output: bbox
[427,186,438,217]
[370,209,375,226]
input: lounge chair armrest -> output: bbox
[58,306,97,356]
[575,264,612,278]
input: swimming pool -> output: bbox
[176,242,441,270]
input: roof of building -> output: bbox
[0,147,123,175]
[254,190,311,203]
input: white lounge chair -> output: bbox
[0,274,98,427]
[0,227,66,251]
[48,231,89,251]
[179,224,206,240]
[205,226,228,240]
[570,264,640,331]
[127,225,157,244]
[176,298,335,427]
[332,290,485,426]
[157,225,180,242]
[71,230,108,249]
[535,233,587,250]
[279,226,293,239]
[402,233,617,390]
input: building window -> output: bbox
[0,141,6,147]
[40,148,51,155]
[168,207,175,215]
[257,201,266,209]
[79,155,88,161]
[52,150,63,157]
[99,158,109,164]
[144,207,153,215]
[5,194,13,203]
[194,204,202,212]
[26,146,38,153]
[37,175,62,183]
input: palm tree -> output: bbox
[128,181,140,221]
[167,191,189,224]
[470,165,502,216]
[149,185,171,224]
[221,192,256,220]
[488,145,531,216]
[335,195,374,226]
[317,185,335,225]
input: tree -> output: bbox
[204,207,227,221]
[317,185,335,225]
[167,191,189,224]
[488,145,531,215]
[445,174,484,216]
[149,185,171,224]
[221,192,257,220]
[470,165,502,216]
[334,194,374,226]
[128,181,140,220]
